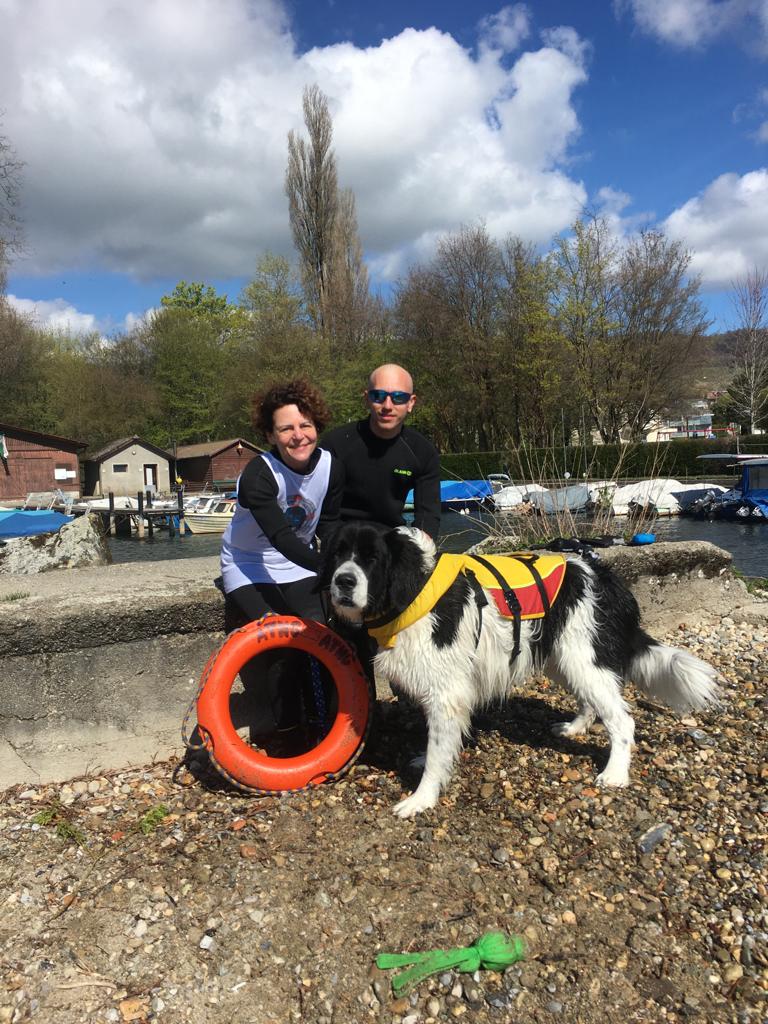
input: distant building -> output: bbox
[83,437,173,497]
[646,400,715,442]
[0,422,87,502]
[175,438,263,492]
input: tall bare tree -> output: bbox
[326,187,374,349]
[397,223,514,450]
[0,121,24,295]
[285,85,339,332]
[553,216,708,443]
[728,267,768,435]
[614,229,709,439]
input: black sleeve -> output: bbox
[412,442,441,538]
[315,455,344,543]
[236,458,320,573]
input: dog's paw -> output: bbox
[551,720,582,738]
[393,790,437,818]
[595,767,629,788]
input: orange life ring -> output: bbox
[196,616,371,790]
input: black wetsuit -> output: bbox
[320,418,441,538]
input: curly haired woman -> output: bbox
[220,378,343,748]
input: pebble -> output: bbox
[637,822,672,853]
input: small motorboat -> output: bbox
[184,497,237,534]
[690,456,768,522]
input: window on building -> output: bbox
[113,464,128,473]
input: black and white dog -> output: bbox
[323,523,721,818]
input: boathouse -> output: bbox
[0,422,87,503]
[83,437,173,498]
[175,438,262,492]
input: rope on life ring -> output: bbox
[195,616,371,792]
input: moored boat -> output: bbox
[184,497,236,534]
[0,509,74,539]
[689,456,768,521]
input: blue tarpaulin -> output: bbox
[0,510,74,539]
[439,480,494,502]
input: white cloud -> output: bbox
[478,4,531,55]
[0,0,589,284]
[618,0,768,50]
[123,309,156,332]
[663,170,768,287]
[6,294,99,334]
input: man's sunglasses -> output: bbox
[367,389,412,405]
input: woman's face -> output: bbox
[267,403,318,471]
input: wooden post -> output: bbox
[177,487,185,536]
[108,491,115,537]
[137,492,145,538]
[146,492,154,537]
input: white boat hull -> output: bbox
[184,511,234,534]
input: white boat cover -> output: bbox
[493,483,548,510]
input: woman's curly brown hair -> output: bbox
[252,378,332,438]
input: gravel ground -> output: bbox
[2,615,767,1024]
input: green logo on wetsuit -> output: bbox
[393,468,412,476]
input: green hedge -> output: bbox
[439,437,767,481]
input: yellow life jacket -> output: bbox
[367,552,567,649]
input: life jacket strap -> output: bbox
[510,553,550,616]
[466,553,523,659]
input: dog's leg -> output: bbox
[551,702,597,738]
[549,655,635,787]
[393,699,466,818]
[544,666,597,737]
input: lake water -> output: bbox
[108,511,768,578]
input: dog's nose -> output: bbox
[334,572,357,591]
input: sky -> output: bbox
[2,0,768,338]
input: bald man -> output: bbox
[321,363,441,538]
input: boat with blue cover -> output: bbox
[405,479,495,515]
[0,509,74,539]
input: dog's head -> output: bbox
[320,523,436,624]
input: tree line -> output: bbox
[2,92,767,456]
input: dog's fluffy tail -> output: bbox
[630,639,721,712]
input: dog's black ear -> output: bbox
[383,529,427,610]
[316,523,342,590]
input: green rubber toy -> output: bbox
[376,930,526,996]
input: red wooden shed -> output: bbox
[0,422,87,503]
[175,438,262,492]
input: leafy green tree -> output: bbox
[137,307,228,445]
[499,237,575,449]
[43,332,161,448]
[160,280,232,316]
[0,303,53,429]
[239,253,307,334]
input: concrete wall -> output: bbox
[0,556,223,787]
[1,542,765,790]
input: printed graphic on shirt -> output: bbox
[284,493,315,534]
[393,468,412,476]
